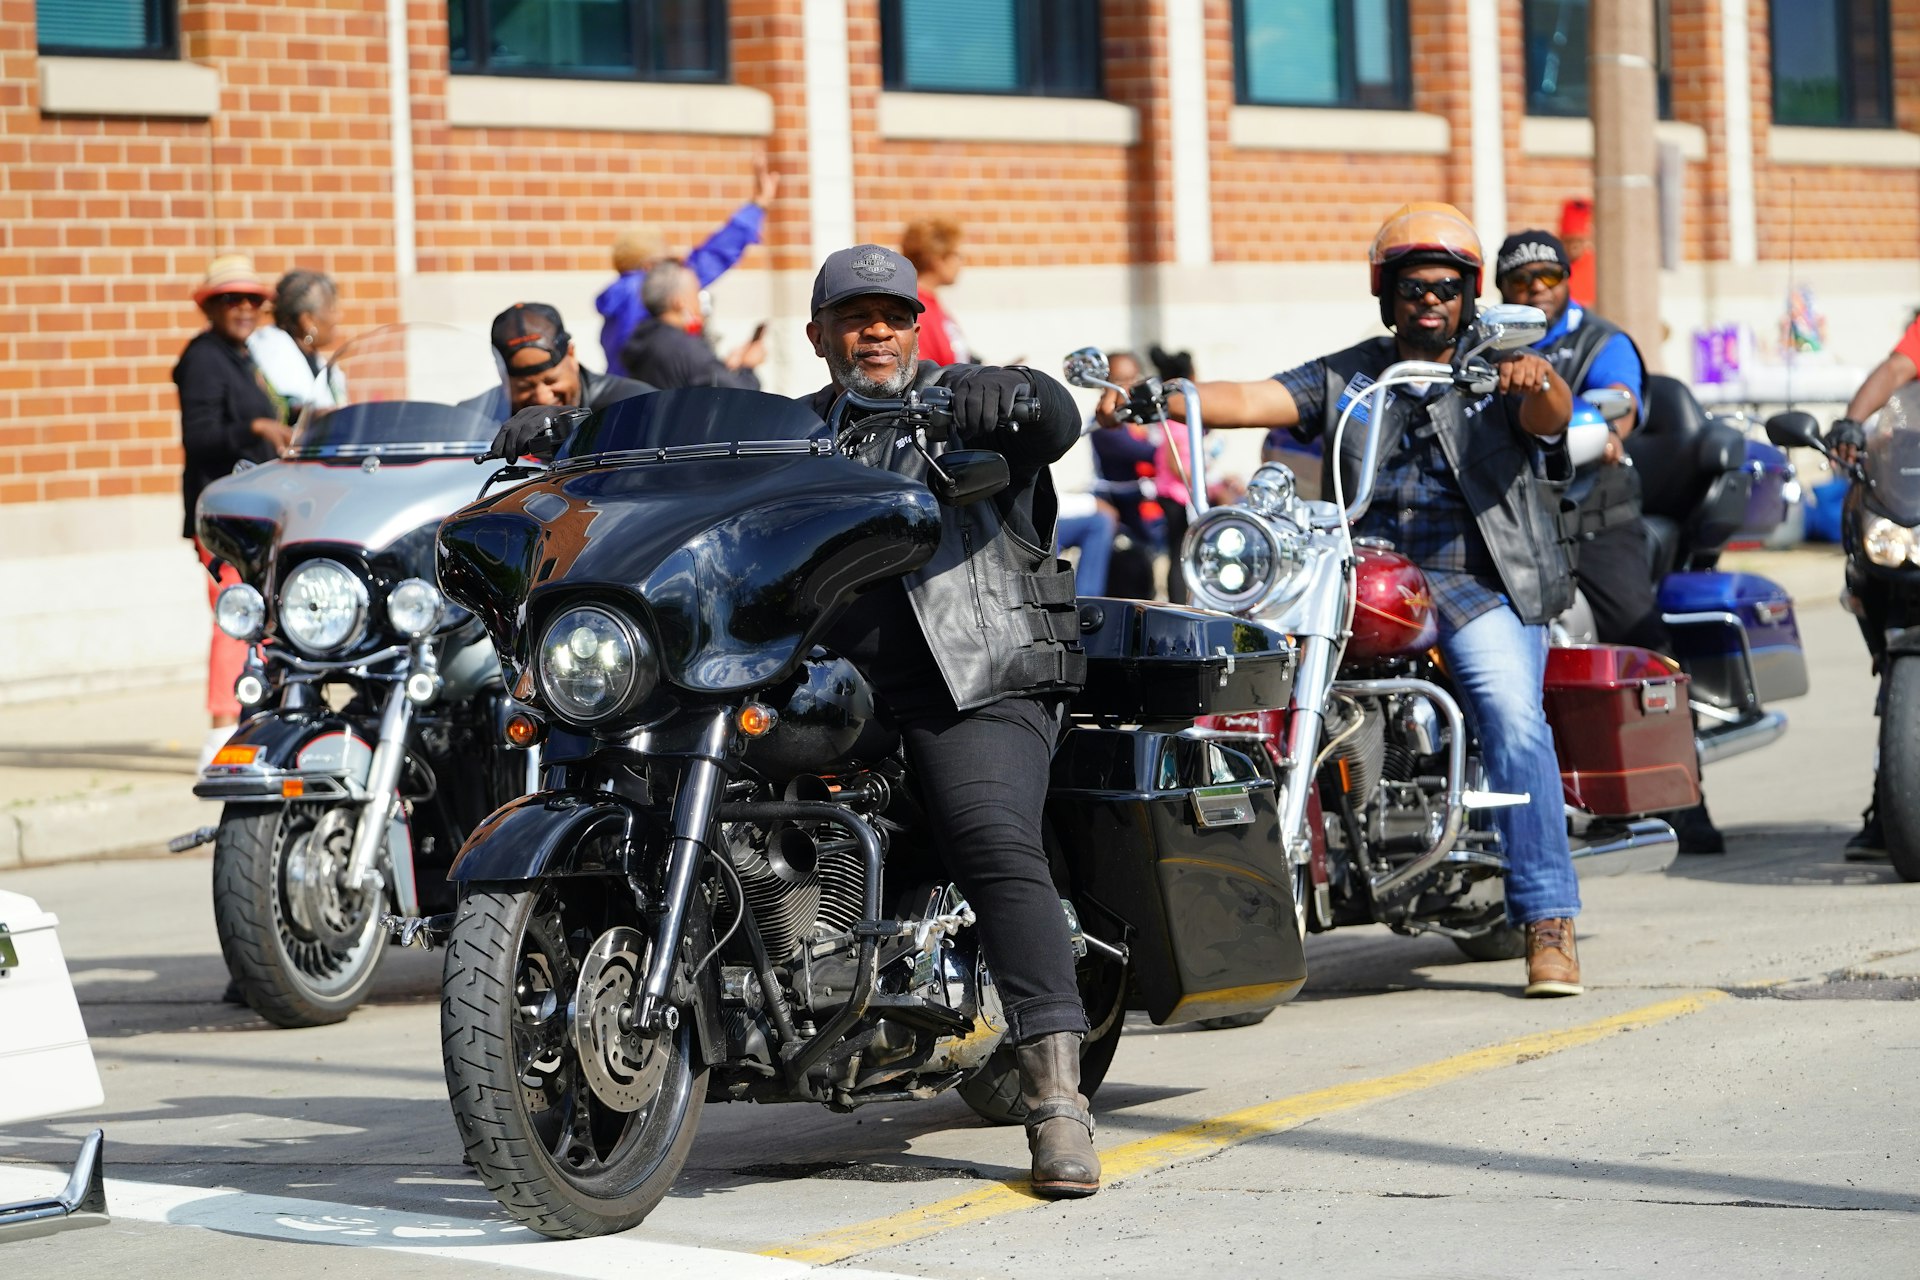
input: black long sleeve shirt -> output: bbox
[172,330,281,539]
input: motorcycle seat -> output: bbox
[1627,375,1714,520]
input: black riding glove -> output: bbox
[487,405,577,463]
[1827,417,1867,454]
[935,365,1029,446]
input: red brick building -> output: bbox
[4,0,1917,697]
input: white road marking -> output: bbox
[0,1165,913,1280]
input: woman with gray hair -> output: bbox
[249,268,343,413]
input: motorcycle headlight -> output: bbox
[214,583,267,642]
[537,604,658,725]
[1862,514,1919,568]
[278,558,369,654]
[386,577,444,639]
[1182,510,1306,611]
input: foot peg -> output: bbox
[168,825,218,854]
[1462,790,1529,810]
[381,913,455,950]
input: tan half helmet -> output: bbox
[1368,201,1485,326]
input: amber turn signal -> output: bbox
[211,744,260,767]
[504,711,546,749]
[736,703,778,738]
[280,778,306,798]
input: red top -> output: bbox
[1567,251,1597,308]
[1893,315,1920,368]
[915,288,971,366]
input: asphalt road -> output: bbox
[4,551,1917,1278]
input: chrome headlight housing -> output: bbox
[278,558,369,654]
[536,604,659,725]
[214,583,267,642]
[1182,508,1308,612]
[1862,514,1919,568]
[386,577,444,639]
[1245,463,1298,518]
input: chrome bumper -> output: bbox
[0,1129,108,1242]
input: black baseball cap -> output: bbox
[1496,231,1570,280]
[491,302,571,375]
[810,245,925,316]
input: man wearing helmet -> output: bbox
[1099,202,1584,997]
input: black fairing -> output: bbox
[438,390,943,699]
[199,514,277,585]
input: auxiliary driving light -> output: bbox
[233,671,268,707]
[405,670,443,705]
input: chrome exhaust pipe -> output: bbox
[0,1129,108,1242]
[1696,709,1787,767]
[1571,818,1678,878]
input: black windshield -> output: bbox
[1866,383,1920,525]
[293,394,507,458]
[557,387,831,460]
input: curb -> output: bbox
[0,784,214,869]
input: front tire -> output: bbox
[958,949,1126,1126]
[211,804,386,1027]
[1880,658,1920,883]
[440,883,705,1239]
[1453,924,1528,962]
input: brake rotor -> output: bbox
[570,926,669,1113]
[282,807,373,949]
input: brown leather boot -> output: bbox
[1524,917,1583,997]
[1014,1032,1100,1198]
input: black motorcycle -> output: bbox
[186,324,534,1026]
[417,384,1305,1237]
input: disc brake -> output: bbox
[571,925,670,1112]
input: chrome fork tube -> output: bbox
[1275,634,1338,859]
[344,678,414,891]
[636,708,731,1032]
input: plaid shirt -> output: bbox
[1275,358,1508,630]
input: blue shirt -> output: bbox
[1537,304,1644,404]
[595,203,767,376]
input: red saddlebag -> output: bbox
[1542,645,1701,816]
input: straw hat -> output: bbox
[611,228,669,274]
[192,254,272,305]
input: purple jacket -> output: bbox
[595,203,766,376]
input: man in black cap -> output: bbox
[492,301,655,417]
[1497,230,1723,854]
[806,243,1102,1200]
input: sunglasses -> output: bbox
[1393,276,1467,303]
[1502,266,1568,290]
[209,292,263,308]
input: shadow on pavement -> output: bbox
[0,743,196,775]
[67,949,442,1037]
[1664,822,1902,887]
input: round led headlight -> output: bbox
[1862,514,1919,568]
[214,583,267,642]
[279,558,369,654]
[536,604,658,725]
[387,577,444,639]
[1182,510,1306,611]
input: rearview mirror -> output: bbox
[1471,304,1549,353]
[1765,410,1826,452]
[1580,388,1635,423]
[930,449,1009,506]
[1063,347,1111,390]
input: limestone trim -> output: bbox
[444,75,774,136]
[1227,105,1450,155]
[38,56,220,119]
[1520,117,1709,162]
[876,92,1139,146]
[1768,126,1920,170]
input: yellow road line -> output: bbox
[762,989,1728,1265]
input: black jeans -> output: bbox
[900,696,1087,1044]
[1579,520,1671,652]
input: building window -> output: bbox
[1233,0,1409,110]
[880,0,1101,98]
[1770,0,1891,127]
[450,0,727,81]
[1524,0,1673,119]
[36,0,175,57]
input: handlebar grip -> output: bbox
[1005,387,1037,428]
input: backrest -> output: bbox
[1627,374,1709,519]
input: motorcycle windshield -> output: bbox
[1865,382,1920,525]
[290,322,509,459]
[554,386,834,459]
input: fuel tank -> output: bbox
[1344,542,1438,666]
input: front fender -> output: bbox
[449,791,645,882]
[193,712,374,801]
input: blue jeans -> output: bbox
[1437,603,1581,926]
[1056,510,1117,596]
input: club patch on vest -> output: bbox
[1335,371,1379,426]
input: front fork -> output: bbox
[342,647,431,893]
[634,708,733,1033]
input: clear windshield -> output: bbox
[555,387,831,460]
[1865,382,1920,524]
[290,322,508,458]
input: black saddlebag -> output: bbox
[1071,598,1297,725]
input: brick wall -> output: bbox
[0,0,402,508]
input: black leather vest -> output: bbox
[1538,308,1646,532]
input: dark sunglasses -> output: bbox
[209,292,263,308]
[1393,276,1466,303]
[1502,266,1568,291]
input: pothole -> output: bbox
[731,1160,989,1183]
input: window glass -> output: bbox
[899,0,1018,92]
[37,0,171,55]
[1525,0,1673,118]
[1235,0,1409,110]
[484,0,634,74]
[451,0,725,80]
[1771,0,1889,126]
[882,0,1101,97]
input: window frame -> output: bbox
[1231,0,1412,112]
[1768,0,1893,129]
[448,0,730,84]
[36,0,178,59]
[879,0,1104,100]
[1522,0,1674,120]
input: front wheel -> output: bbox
[958,947,1126,1126]
[211,803,387,1027]
[1880,658,1920,883]
[1452,925,1528,962]
[440,882,705,1239]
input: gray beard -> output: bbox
[827,346,917,398]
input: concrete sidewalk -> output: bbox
[0,545,1854,870]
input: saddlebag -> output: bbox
[1047,728,1307,1025]
[0,890,104,1126]
[1660,571,1809,711]
[1542,645,1700,817]
[1071,598,1297,726]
